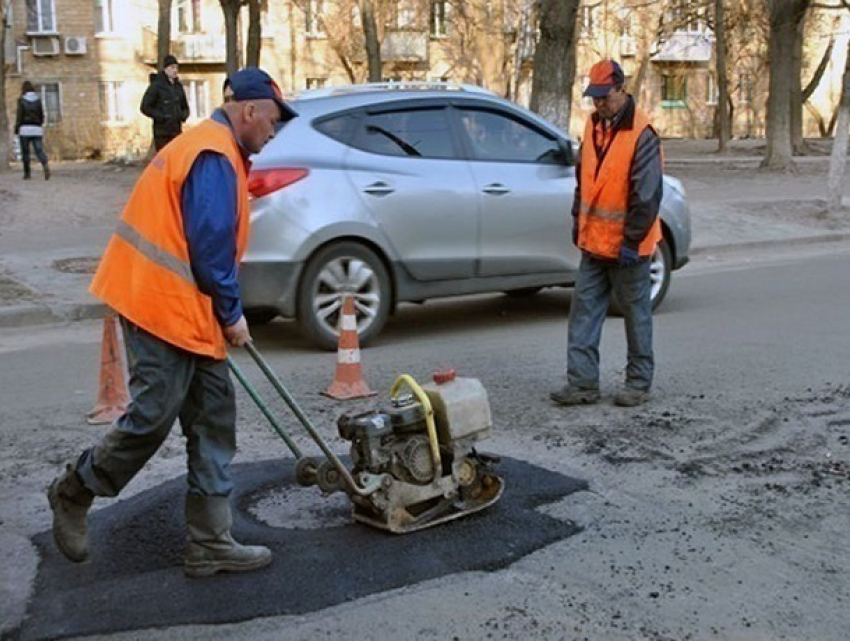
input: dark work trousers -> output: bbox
[19,135,48,178]
[567,254,654,392]
[76,317,237,498]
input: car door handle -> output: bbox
[363,181,395,196]
[482,183,510,196]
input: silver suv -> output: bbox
[240,83,691,350]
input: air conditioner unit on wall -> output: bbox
[31,36,60,57]
[64,36,87,55]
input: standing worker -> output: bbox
[47,67,298,578]
[551,60,663,408]
[14,81,50,180]
[141,54,190,151]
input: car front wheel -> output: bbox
[296,242,391,350]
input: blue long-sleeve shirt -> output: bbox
[181,109,250,328]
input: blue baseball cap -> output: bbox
[228,67,298,122]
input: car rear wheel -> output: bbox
[610,237,672,314]
[297,242,391,350]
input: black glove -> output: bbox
[618,246,641,267]
[571,221,579,246]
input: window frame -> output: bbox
[430,0,448,38]
[26,0,57,35]
[36,82,62,125]
[99,80,128,124]
[305,0,325,38]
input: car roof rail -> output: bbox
[287,81,497,101]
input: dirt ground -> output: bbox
[1,140,849,640]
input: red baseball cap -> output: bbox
[583,60,625,98]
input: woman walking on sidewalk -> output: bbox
[14,81,50,180]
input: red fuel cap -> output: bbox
[432,369,456,384]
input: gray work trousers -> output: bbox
[567,254,654,392]
[76,317,236,498]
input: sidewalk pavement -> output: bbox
[1,153,849,330]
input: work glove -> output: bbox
[617,246,642,268]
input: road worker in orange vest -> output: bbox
[47,67,298,578]
[551,59,663,409]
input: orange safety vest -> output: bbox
[577,108,662,259]
[90,119,251,359]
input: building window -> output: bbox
[184,80,208,119]
[306,77,326,89]
[430,1,447,38]
[579,6,593,38]
[99,81,127,122]
[36,83,61,124]
[396,0,416,28]
[175,0,201,34]
[94,0,115,33]
[667,0,702,33]
[738,73,753,105]
[661,73,687,106]
[305,0,324,37]
[26,0,55,33]
[706,73,718,105]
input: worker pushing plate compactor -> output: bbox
[228,343,504,534]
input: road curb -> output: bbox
[0,301,107,329]
[690,232,850,257]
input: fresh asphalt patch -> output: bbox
[15,457,587,641]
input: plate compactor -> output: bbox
[228,343,504,534]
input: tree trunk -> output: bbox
[790,13,806,154]
[359,0,381,82]
[827,38,850,213]
[714,0,730,152]
[529,0,580,133]
[158,0,172,66]
[246,0,261,67]
[220,0,242,76]
[0,0,12,171]
[762,0,810,171]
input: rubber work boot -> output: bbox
[44,165,51,180]
[47,464,94,562]
[550,385,601,406]
[614,388,651,407]
[184,494,272,578]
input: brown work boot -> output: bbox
[550,385,600,406]
[184,494,272,578]
[47,464,94,562]
[613,388,651,407]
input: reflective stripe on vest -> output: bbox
[114,220,197,286]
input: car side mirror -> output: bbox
[557,139,575,166]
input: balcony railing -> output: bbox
[651,31,712,63]
[141,27,226,65]
[381,30,428,62]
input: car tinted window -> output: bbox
[458,108,563,164]
[314,112,360,145]
[353,108,457,159]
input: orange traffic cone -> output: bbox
[86,315,130,425]
[323,295,375,400]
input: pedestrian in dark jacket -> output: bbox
[14,81,50,180]
[140,54,190,151]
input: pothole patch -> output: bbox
[248,485,351,529]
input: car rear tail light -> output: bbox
[248,168,309,199]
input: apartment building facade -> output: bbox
[3,0,847,160]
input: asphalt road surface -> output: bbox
[2,242,850,640]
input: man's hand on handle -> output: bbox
[224,316,252,347]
